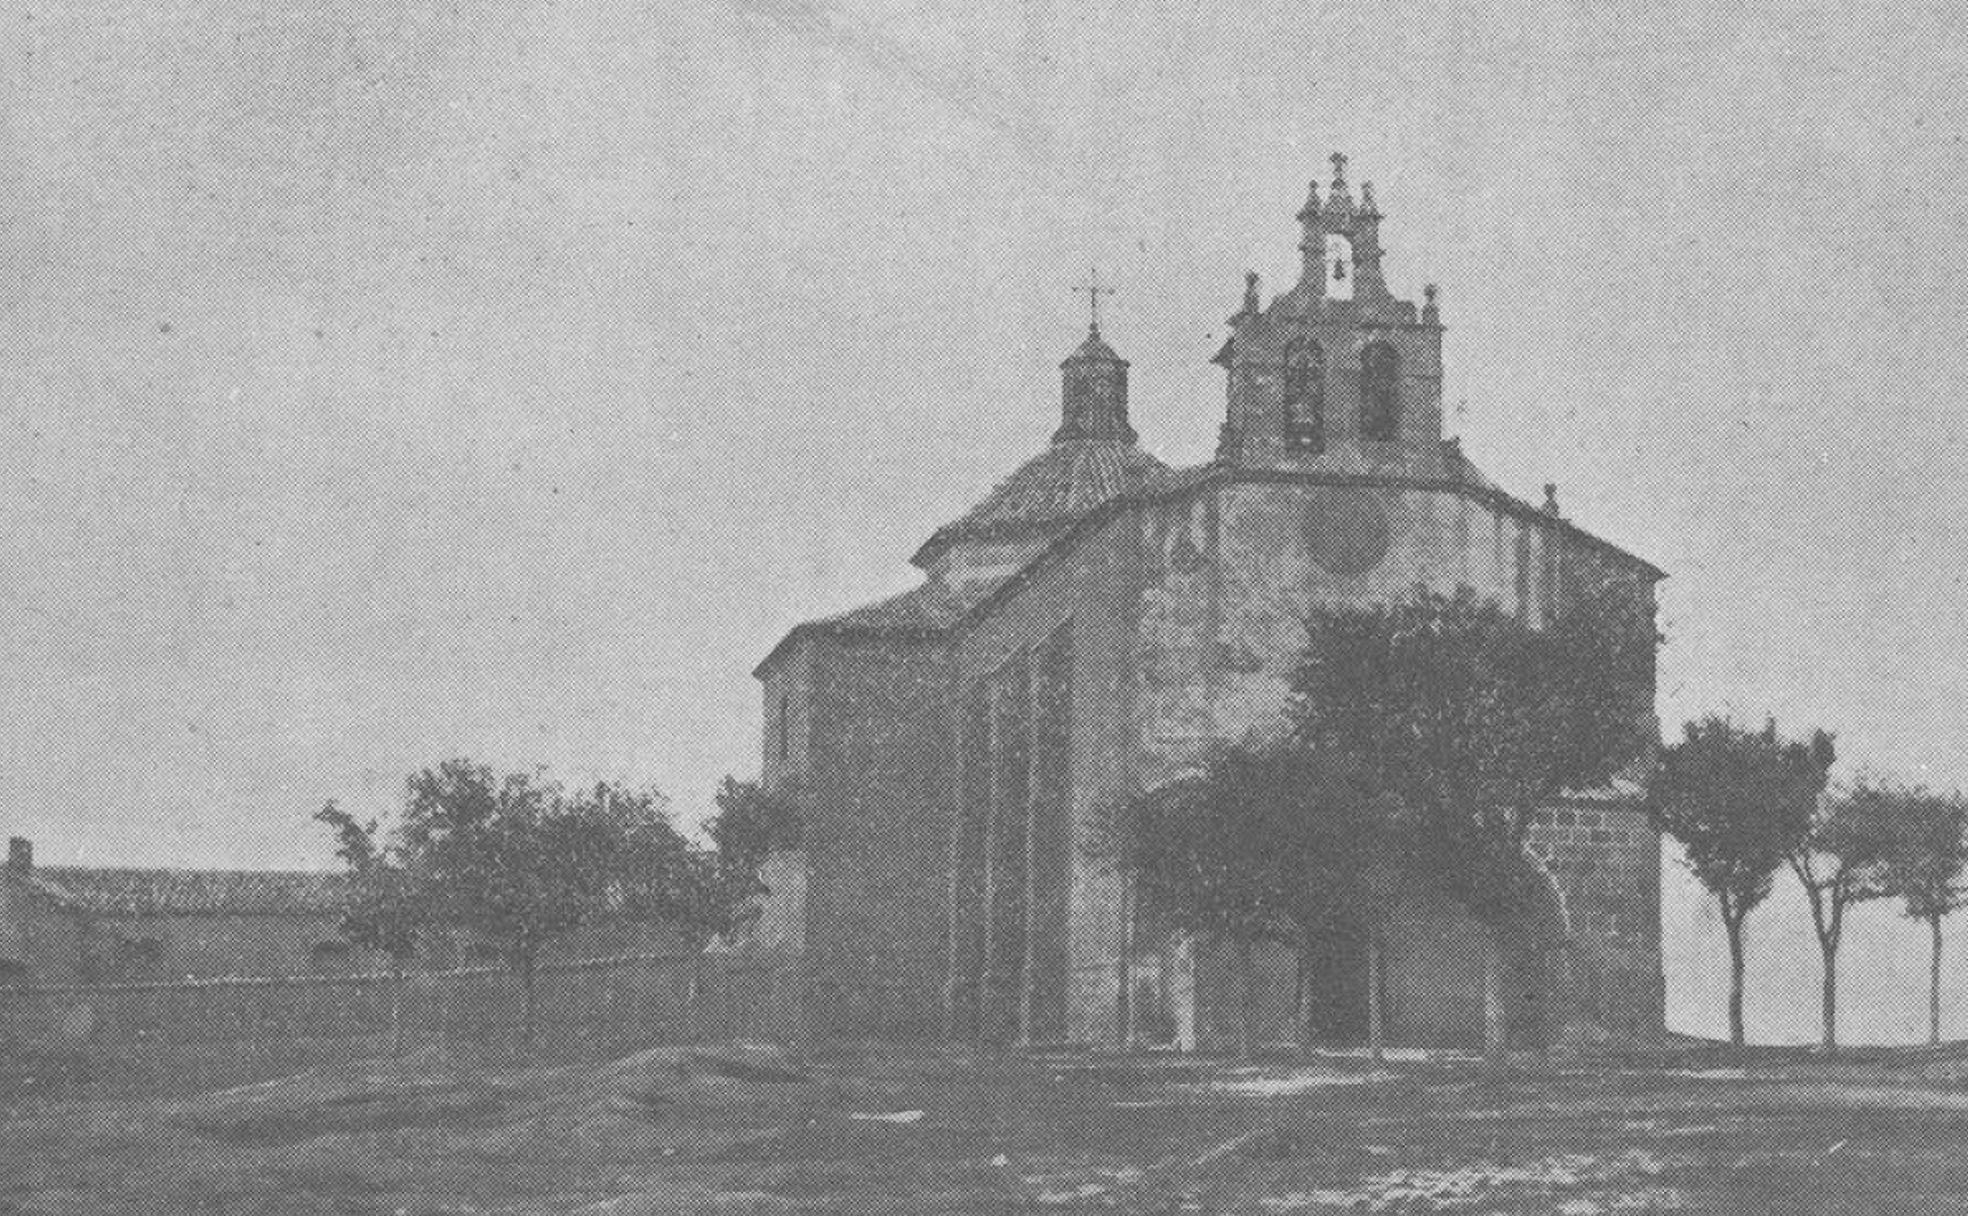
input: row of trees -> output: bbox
[313,762,798,1051]
[1127,583,1657,1064]
[1649,718,1968,1049]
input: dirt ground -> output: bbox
[7,1041,1968,1214]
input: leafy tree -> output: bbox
[1790,773,1901,1053]
[315,801,430,1055]
[1645,717,1830,1047]
[679,776,808,964]
[581,780,733,941]
[707,776,804,869]
[1127,745,1394,1058]
[1289,583,1656,1063]
[1864,781,1968,1045]
[392,761,725,1051]
[703,776,804,918]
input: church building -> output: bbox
[752,158,1665,1051]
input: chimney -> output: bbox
[7,837,30,874]
[1543,484,1561,517]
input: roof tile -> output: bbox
[915,438,1169,562]
[35,867,348,917]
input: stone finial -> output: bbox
[1422,283,1441,324]
[1296,178,1322,221]
[1543,484,1561,516]
[1242,270,1261,316]
[1360,181,1379,217]
[1323,159,1355,215]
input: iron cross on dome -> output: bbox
[1075,266,1116,335]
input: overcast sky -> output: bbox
[3,0,1965,1042]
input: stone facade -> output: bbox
[753,159,1666,1050]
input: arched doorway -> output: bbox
[1376,865,1572,1050]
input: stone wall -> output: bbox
[0,950,790,1097]
[1,899,85,987]
[948,512,1143,1047]
[1138,479,1594,788]
[796,637,954,1041]
[79,913,344,983]
[1526,800,1665,1041]
[758,642,814,793]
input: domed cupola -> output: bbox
[914,299,1165,582]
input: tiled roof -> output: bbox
[815,577,1007,634]
[752,576,1010,676]
[913,439,1169,565]
[34,867,349,917]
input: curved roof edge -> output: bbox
[756,459,1664,680]
[945,460,1666,643]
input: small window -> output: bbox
[1360,341,1401,441]
[1281,337,1325,452]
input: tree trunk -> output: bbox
[1931,915,1946,1047]
[1367,927,1385,1068]
[1115,958,1131,1050]
[1723,910,1747,1048]
[390,962,407,1058]
[1294,945,1312,1050]
[1481,923,1507,1068]
[520,956,539,1054]
[687,952,707,1044]
[1818,937,1838,1054]
[1294,949,1311,1050]
[1235,938,1258,1060]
